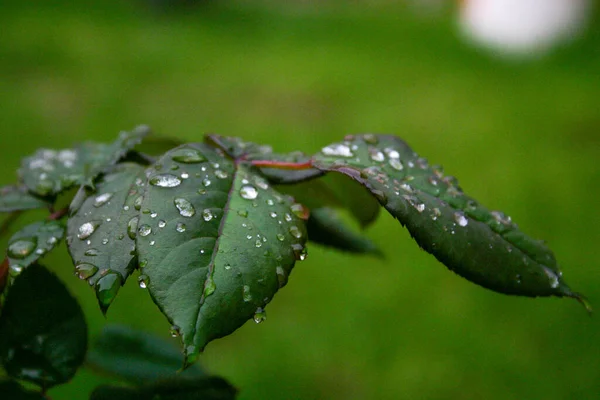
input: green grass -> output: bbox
[1,1,599,399]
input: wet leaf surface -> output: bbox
[0,185,52,213]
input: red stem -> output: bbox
[251,160,314,170]
[48,207,68,221]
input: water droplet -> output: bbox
[269,212,277,218]
[321,144,354,157]
[93,193,113,207]
[174,198,196,217]
[46,236,58,246]
[176,222,186,232]
[291,243,307,261]
[224,263,232,270]
[284,213,292,222]
[75,262,98,279]
[149,174,181,188]
[431,208,441,221]
[275,266,288,287]
[149,240,155,246]
[276,233,285,241]
[389,158,403,171]
[180,172,189,179]
[253,307,267,324]
[363,134,378,144]
[543,266,560,289]
[150,212,158,218]
[7,237,37,259]
[369,149,385,162]
[204,275,216,297]
[138,224,152,237]
[202,209,213,221]
[170,325,181,337]
[290,204,309,220]
[127,216,139,239]
[215,170,228,179]
[255,239,262,248]
[96,272,122,310]
[138,274,149,288]
[454,211,468,227]
[385,148,400,159]
[9,264,23,275]
[198,188,207,195]
[158,220,166,228]
[243,285,252,302]
[171,148,206,163]
[202,178,211,187]
[78,221,100,240]
[84,248,99,256]
[289,226,302,239]
[101,238,109,245]
[255,178,269,190]
[237,209,248,218]
[240,185,258,200]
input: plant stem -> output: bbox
[250,160,314,170]
[48,207,68,221]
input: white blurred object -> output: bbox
[459,0,591,56]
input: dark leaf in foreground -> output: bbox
[0,379,46,399]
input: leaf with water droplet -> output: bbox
[66,163,145,313]
[312,134,587,308]
[19,125,149,197]
[306,207,382,256]
[6,220,64,280]
[137,143,308,365]
[0,264,87,388]
[0,185,52,213]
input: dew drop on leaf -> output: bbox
[176,222,186,232]
[171,148,207,164]
[158,220,166,228]
[174,198,196,217]
[93,192,113,207]
[78,221,100,240]
[289,226,302,239]
[202,209,213,221]
[276,233,285,242]
[454,211,469,227]
[7,237,37,259]
[215,170,228,179]
[75,262,98,279]
[275,266,288,288]
[202,178,211,187]
[243,285,252,302]
[149,174,182,188]
[237,209,248,218]
[253,307,267,324]
[321,144,354,157]
[138,274,149,289]
[138,224,152,237]
[290,203,309,220]
[170,325,181,338]
[291,243,307,261]
[84,248,99,256]
[127,216,139,239]
[389,158,403,171]
[240,185,258,200]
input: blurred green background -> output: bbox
[1,1,599,399]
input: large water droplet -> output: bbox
[96,272,122,311]
[291,243,307,261]
[134,195,144,211]
[369,148,385,162]
[93,192,113,207]
[78,221,100,240]
[289,226,302,239]
[276,266,288,288]
[290,204,309,220]
[7,237,37,259]
[138,224,152,237]
[171,148,207,163]
[202,209,214,222]
[240,185,258,200]
[149,174,181,188]
[138,274,149,289]
[127,216,139,239]
[253,307,267,324]
[243,285,252,302]
[454,211,469,227]
[75,262,98,279]
[84,248,99,256]
[321,144,354,157]
[174,198,196,217]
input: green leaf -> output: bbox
[0,379,46,400]
[90,377,237,400]
[0,264,87,389]
[0,185,52,213]
[312,134,588,308]
[88,325,204,384]
[137,144,308,364]
[6,220,65,281]
[307,208,382,256]
[19,126,149,197]
[66,163,145,313]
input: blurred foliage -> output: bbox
[0,1,599,399]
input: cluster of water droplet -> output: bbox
[7,221,64,278]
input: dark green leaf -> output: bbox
[19,126,149,197]
[88,325,204,384]
[307,208,382,256]
[0,185,52,213]
[312,134,588,308]
[0,379,46,400]
[0,264,87,389]
[6,220,65,281]
[90,377,237,400]
[66,163,145,313]
[205,134,323,184]
[137,144,308,364]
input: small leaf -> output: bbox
[0,185,52,213]
[19,126,149,197]
[0,264,87,389]
[88,325,204,384]
[312,134,587,306]
[0,379,46,400]
[6,220,65,280]
[137,144,308,364]
[307,208,382,256]
[90,377,237,400]
[66,163,145,313]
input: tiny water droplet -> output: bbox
[202,178,211,187]
[454,211,468,227]
[7,237,37,259]
[284,213,292,222]
[84,248,99,256]
[224,263,232,270]
[202,209,214,221]
[174,198,196,217]
[134,195,144,211]
[291,243,307,261]
[253,307,267,324]
[149,240,155,246]
[75,262,98,279]
[240,185,258,200]
[389,158,403,171]
[431,208,441,221]
[369,149,385,162]
[255,239,262,248]
[238,209,248,218]
[93,193,113,207]
[149,174,181,188]
[266,199,274,206]
[180,172,189,179]
[176,222,186,232]
[138,274,149,288]
[290,203,309,220]
[138,224,152,237]
[78,221,100,240]
[158,220,166,228]
[215,170,228,179]
[276,233,285,241]
[101,238,109,245]
[170,325,181,338]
